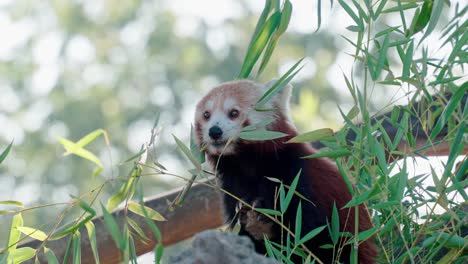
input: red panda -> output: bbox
[194,80,377,263]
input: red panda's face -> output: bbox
[194,80,293,156]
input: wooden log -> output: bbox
[20,179,223,264]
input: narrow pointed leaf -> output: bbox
[128,202,166,221]
[287,128,333,143]
[0,141,13,164]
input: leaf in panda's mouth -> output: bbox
[239,130,288,140]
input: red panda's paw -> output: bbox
[238,199,275,241]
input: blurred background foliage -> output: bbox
[0,0,461,254]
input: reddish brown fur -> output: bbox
[249,112,378,263]
[195,80,378,263]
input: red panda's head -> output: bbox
[194,79,295,156]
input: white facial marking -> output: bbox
[205,100,214,110]
[223,98,236,111]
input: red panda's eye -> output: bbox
[229,109,239,119]
[203,111,211,120]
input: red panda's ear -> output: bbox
[264,79,293,111]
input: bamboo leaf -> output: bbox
[256,58,304,108]
[101,203,123,250]
[239,130,288,141]
[75,129,107,148]
[7,214,23,251]
[254,208,282,216]
[0,200,23,208]
[410,0,433,36]
[382,3,417,13]
[128,202,166,221]
[127,218,150,242]
[0,141,13,164]
[59,137,103,167]
[154,244,164,264]
[298,225,327,245]
[420,0,445,43]
[239,12,281,78]
[402,40,414,80]
[257,0,292,76]
[16,226,48,241]
[287,128,333,143]
[85,222,100,264]
[302,149,352,159]
[430,85,466,139]
[294,201,302,245]
[44,247,59,264]
[173,135,201,170]
[72,232,81,264]
[338,0,364,31]
[9,247,36,263]
[281,169,301,214]
[330,203,339,245]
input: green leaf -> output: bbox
[256,58,304,108]
[242,118,274,132]
[257,0,292,76]
[330,203,339,245]
[287,128,333,143]
[107,191,126,213]
[72,232,81,264]
[372,33,390,81]
[302,149,352,159]
[420,0,445,43]
[338,0,364,31]
[173,135,201,170]
[127,218,150,242]
[71,195,96,216]
[44,247,59,264]
[138,199,162,243]
[75,129,108,148]
[298,225,327,245]
[7,214,23,251]
[347,105,360,120]
[238,12,281,78]
[254,208,282,216]
[239,130,287,141]
[430,85,466,140]
[0,141,13,164]
[372,0,387,19]
[154,244,164,264]
[281,169,301,214]
[315,0,323,31]
[0,200,23,208]
[9,247,36,263]
[122,148,147,164]
[59,137,103,167]
[402,40,414,80]
[190,125,205,165]
[101,203,124,250]
[16,227,48,241]
[245,0,273,54]
[382,3,417,13]
[344,189,372,208]
[85,222,100,264]
[128,202,166,221]
[410,0,433,36]
[294,201,302,245]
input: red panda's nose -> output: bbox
[209,126,223,140]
